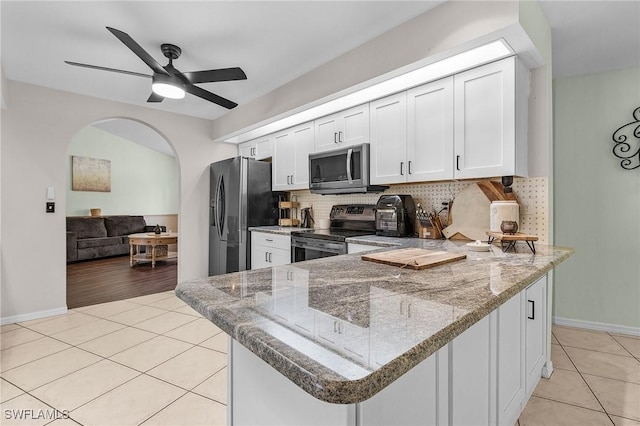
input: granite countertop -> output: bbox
[176,239,573,404]
[249,226,318,235]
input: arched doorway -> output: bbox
[65,118,180,308]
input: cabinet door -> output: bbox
[360,350,443,426]
[314,114,341,152]
[450,314,494,426]
[269,247,291,267]
[454,57,516,179]
[497,292,525,426]
[525,276,547,397]
[407,77,454,182]
[250,244,270,270]
[369,92,408,185]
[314,105,369,152]
[272,130,295,191]
[341,104,369,147]
[255,136,274,160]
[239,142,256,158]
[291,122,313,190]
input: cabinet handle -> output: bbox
[338,131,343,143]
[400,301,404,315]
[268,252,272,263]
[456,155,460,171]
[334,132,338,144]
[290,175,294,184]
[265,238,273,242]
[333,320,338,332]
[407,303,412,318]
[408,160,412,175]
[400,162,404,176]
[287,175,290,185]
[265,252,268,262]
[527,300,535,320]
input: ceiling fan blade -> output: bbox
[185,85,238,109]
[65,61,151,78]
[106,27,169,76]
[147,93,164,103]
[182,67,247,84]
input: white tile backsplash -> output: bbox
[290,177,548,244]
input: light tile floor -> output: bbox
[1,291,638,425]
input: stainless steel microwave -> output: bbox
[308,143,388,194]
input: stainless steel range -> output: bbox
[291,204,376,262]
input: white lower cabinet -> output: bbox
[250,231,291,269]
[497,291,526,426]
[525,275,547,396]
[450,314,494,425]
[231,275,549,426]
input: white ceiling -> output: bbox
[2,1,638,154]
[0,1,443,121]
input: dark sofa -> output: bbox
[66,215,163,262]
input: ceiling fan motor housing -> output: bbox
[161,43,182,61]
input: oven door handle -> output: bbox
[346,148,353,184]
[291,238,346,255]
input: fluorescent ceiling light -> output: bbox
[152,74,185,99]
[227,39,514,143]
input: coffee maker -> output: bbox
[375,195,416,237]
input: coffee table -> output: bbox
[129,232,178,268]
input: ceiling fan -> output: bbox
[65,27,246,109]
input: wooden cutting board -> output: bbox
[361,248,466,270]
[442,183,491,241]
[442,180,517,241]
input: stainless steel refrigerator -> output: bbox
[209,156,279,276]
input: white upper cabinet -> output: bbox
[370,76,456,185]
[272,121,313,191]
[239,135,273,160]
[453,56,528,178]
[314,104,369,152]
[369,91,408,185]
[407,77,455,182]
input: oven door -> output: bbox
[291,236,347,263]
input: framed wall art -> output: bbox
[72,156,111,192]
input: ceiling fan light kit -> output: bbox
[152,74,186,99]
[65,27,246,109]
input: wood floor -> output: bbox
[66,255,177,309]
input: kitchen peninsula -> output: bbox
[176,239,573,426]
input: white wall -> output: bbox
[553,67,640,331]
[67,125,179,216]
[0,80,236,323]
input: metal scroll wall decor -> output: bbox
[612,106,640,170]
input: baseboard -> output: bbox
[1,307,68,325]
[553,316,640,337]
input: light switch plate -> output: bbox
[46,202,55,213]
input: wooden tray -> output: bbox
[361,248,466,270]
[279,201,300,209]
[279,218,300,227]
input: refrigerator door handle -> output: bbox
[216,175,225,239]
[346,148,353,183]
